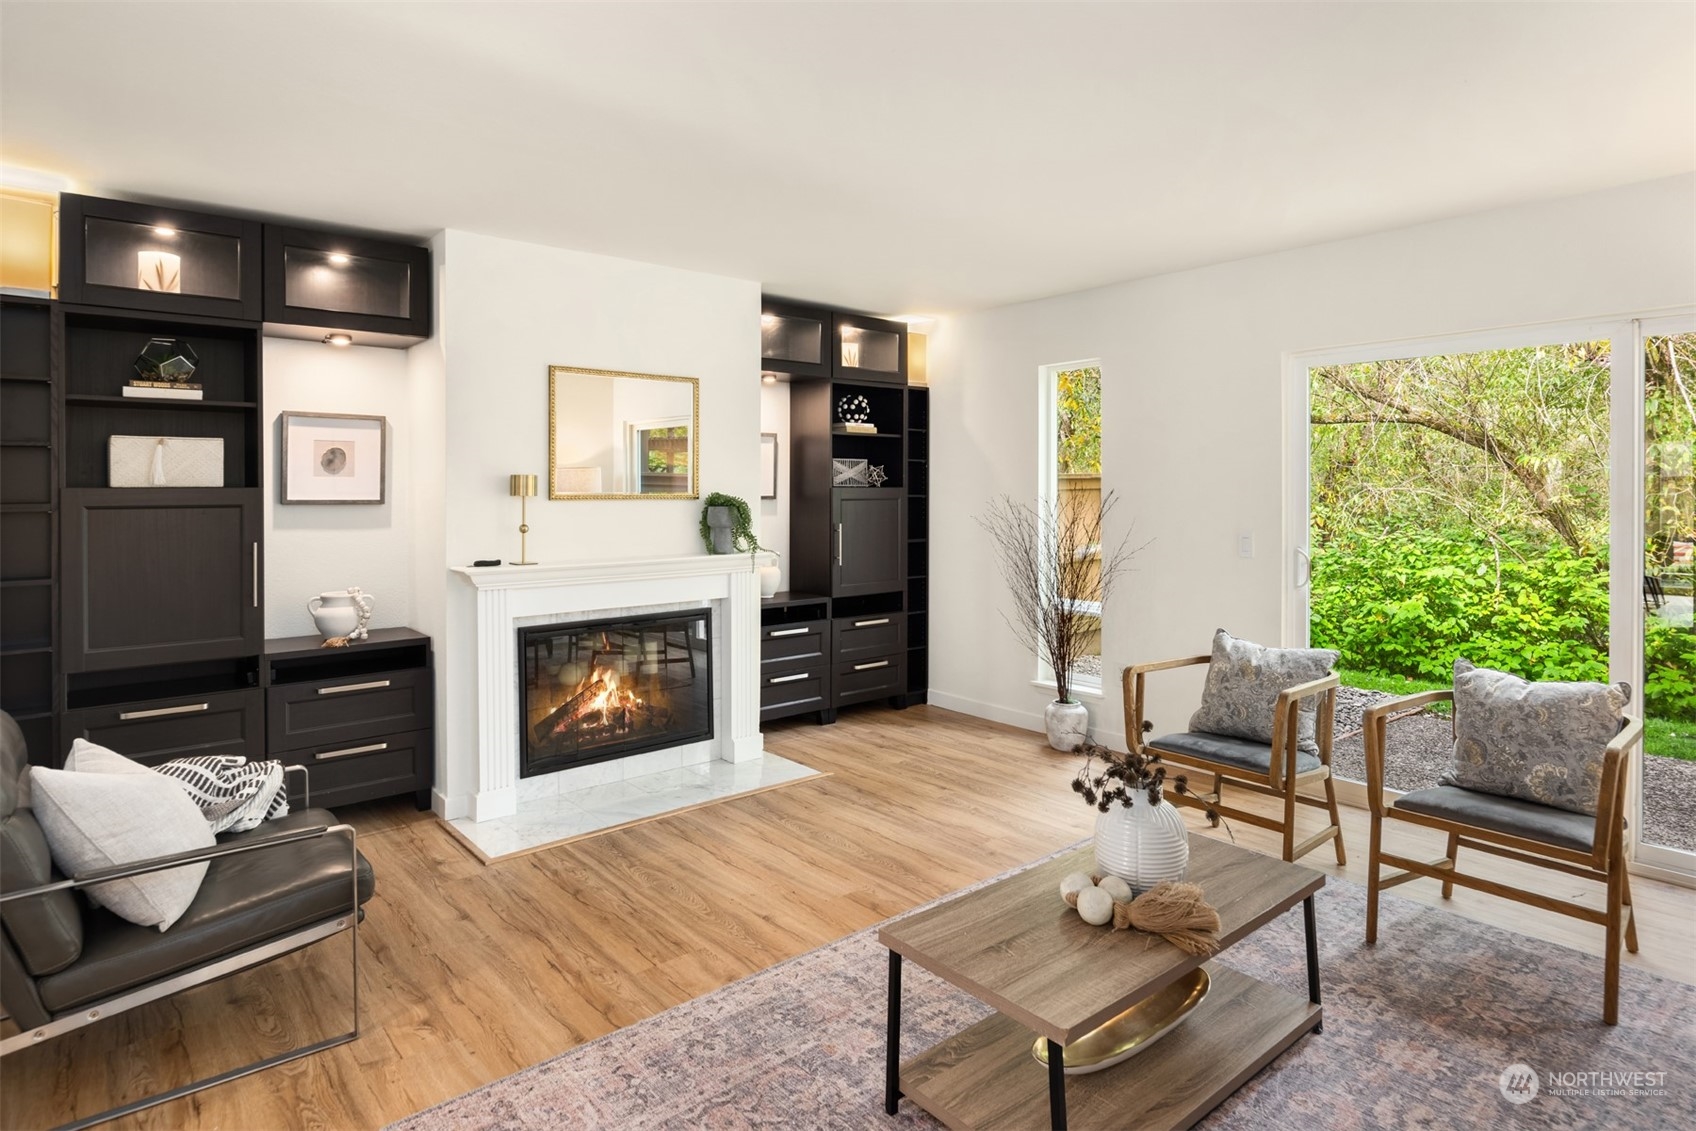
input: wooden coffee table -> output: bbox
[878,835,1324,1130]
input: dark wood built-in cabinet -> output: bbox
[763,297,927,721]
[58,194,263,322]
[758,594,833,724]
[263,224,432,346]
[265,628,434,811]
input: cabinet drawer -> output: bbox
[61,688,264,769]
[281,728,430,811]
[833,613,905,662]
[834,655,904,706]
[760,666,830,718]
[761,620,829,666]
[267,667,431,752]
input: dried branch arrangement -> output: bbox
[976,489,1142,704]
[1071,740,1220,827]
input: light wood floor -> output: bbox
[5,705,1693,1130]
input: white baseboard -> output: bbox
[927,689,1127,752]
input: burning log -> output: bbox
[531,677,607,746]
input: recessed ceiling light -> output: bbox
[322,333,353,347]
[328,253,351,266]
[153,226,177,237]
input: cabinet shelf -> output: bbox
[0,372,51,384]
[0,645,51,657]
[0,578,52,589]
[831,428,902,439]
[66,393,258,410]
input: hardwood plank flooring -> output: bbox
[4,704,1692,1130]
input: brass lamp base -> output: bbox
[1031,967,1210,1075]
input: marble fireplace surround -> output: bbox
[450,554,767,823]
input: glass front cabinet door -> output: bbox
[832,312,907,385]
[262,225,432,346]
[760,300,832,381]
[59,194,262,321]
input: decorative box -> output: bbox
[109,436,224,488]
[831,458,870,487]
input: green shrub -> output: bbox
[1311,530,1696,721]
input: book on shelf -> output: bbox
[123,383,204,401]
[833,422,879,434]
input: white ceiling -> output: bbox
[2,2,1693,314]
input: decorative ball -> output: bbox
[1076,885,1114,926]
[1097,875,1134,904]
[1059,872,1094,904]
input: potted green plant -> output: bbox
[699,492,768,557]
[977,490,1139,751]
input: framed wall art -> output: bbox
[281,411,386,504]
[760,432,779,499]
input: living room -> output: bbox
[2,3,1694,1129]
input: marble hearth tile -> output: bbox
[448,753,823,861]
[516,774,562,801]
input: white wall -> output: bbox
[416,229,762,814]
[928,174,1696,748]
[262,338,414,638]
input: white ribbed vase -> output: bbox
[1094,791,1189,894]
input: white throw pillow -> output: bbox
[29,752,214,931]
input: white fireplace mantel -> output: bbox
[450,553,770,822]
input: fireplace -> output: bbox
[518,607,714,778]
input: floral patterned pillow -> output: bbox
[1188,629,1339,755]
[1441,659,1630,816]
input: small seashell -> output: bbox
[1059,871,1094,905]
[1076,885,1114,926]
[1097,875,1134,904]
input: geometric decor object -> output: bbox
[133,337,199,384]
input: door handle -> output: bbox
[853,618,890,628]
[769,627,810,637]
[118,702,210,721]
[1295,548,1312,589]
[252,542,260,608]
[768,672,810,684]
[315,741,388,761]
[836,523,844,566]
[853,660,890,671]
[317,679,392,696]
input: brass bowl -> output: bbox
[1031,967,1210,1075]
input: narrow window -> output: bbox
[1040,361,1103,693]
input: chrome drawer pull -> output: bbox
[769,673,811,684]
[118,702,210,721]
[853,660,890,671]
[853,618,890,628]
[317,679,392,696]
[769,627,811,637]
[316,742,389,761]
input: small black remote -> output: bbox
[471,559,501,567]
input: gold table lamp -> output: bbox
[509,474,538,564]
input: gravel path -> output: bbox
[1332,686,1696,853]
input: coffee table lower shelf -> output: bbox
[898,964,1319,1131]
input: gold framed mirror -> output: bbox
[548,365,700,499]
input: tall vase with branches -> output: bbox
[978,489,1140,751]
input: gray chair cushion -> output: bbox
[1147,731,1321,778]
[1394,784,1596,853]
[35,808,375,1015]
[0,711,84,976]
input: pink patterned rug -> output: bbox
[391,858,1696,1131]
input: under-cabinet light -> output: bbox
[328,253,351,266]
[152,226,177,236]
[323,333,354,347]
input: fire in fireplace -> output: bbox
[518,608,713,777]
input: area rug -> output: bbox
[391,859,1696,1130]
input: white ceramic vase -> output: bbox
[759,563,782,598]
[1044,699,1089,752]
[308,589,374,640]
[1094,790,1190,894]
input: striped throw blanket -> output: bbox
[154,756,290,834]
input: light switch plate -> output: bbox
[1238,532,1255,559]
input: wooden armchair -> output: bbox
[1364,690,1642,1024]
[1125,655,1346,864]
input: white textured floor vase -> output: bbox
[1094,791,1189,893]
[1044,699,1089,751]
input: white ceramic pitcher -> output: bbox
[308,588,374,640]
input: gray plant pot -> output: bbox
[706,506,736,554]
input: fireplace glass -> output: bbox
[519,608,713,777]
